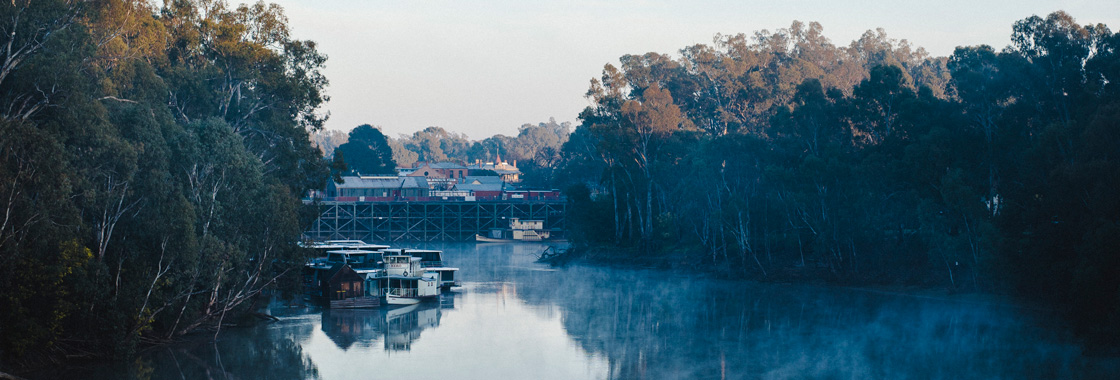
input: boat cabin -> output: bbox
[406,249,445,267]
[324,249,381,269]
[424,267,461,289]
[370,274,440,305]
[323,264,380,309]
[482,218,551,241]
[381,254,423,277]
[302,240,389,257]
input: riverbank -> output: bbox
[0,294,286,379]
[542,241,1120,355]
[542,243,876,286]
[12,242,1119,379]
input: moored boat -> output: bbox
[304,248,384,305]
[370,252,441,305]
[474,218,562,242]
[322,263,380,309]
[373,274,441,305]
[302,240,390,256]
[385,248,461,289]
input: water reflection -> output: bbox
[64,242,1118,379]
[513,262,1117,379]
[419,242,1119,379]
[320,309,384,351]
[319,294,453,352]
[57,314,321,380]
[383,302,442,351]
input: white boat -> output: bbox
[475,218,560,242]
[373,274,441,305]
[302,240,390,256]
[380,252,423,277]
[424,267,460,289]
[370,253,440,305]
[383,248,461,289]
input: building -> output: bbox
[428,162,469,180]
[328,176,429,200]
[467,157,521,183]
[406,163,456,190]
[453,176,514,200]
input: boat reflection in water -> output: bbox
[56,242,1120,379]
[384,302,442,351]
[320,293,454,352]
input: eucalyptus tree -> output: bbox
[0,0,332,362]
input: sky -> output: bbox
[267,0,1120,140]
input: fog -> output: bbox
[58,242,1118,379]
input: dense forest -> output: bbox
[549,13,1120,344]
[0,0,330,367]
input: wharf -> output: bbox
[303,200,566,242]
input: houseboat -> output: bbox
[475,218,558,242]
[382,248,461,289]
[302,240,389,257]
[368,253,440,305]
[371,274,441,305]
[305,249,383,301]
[320,264,380,309]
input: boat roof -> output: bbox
[382,248,440,252]
[382,254,421,261]
[325,249,379,255]
[424,267,459,271]
[373,274,436,280]
[325,239,366,244]
[304,243,389,251]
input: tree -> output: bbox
[0,0,332,363]
[622,84,682,242]
[334,124,396,175]
[850,65,916,144]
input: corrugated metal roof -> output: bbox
[335,176,428,189]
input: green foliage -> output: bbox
[334,124,396,175]
[554,12,1120,343]
[0,0,330,364]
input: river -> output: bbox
[65,242,1117,379]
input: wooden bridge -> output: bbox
[303,200,566,242]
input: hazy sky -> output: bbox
[268,0,1119,139]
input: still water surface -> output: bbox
[77,242,1117,379]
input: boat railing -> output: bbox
[385,287,418,298]
[420,260,443,268]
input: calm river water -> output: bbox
[70,242,1117,379]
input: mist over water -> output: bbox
[66,243,1118,379]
